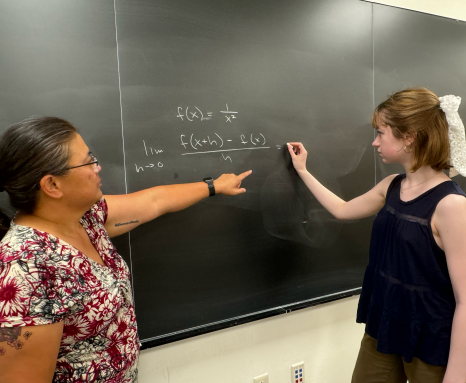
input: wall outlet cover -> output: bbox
[253,372,269,383]
[291,361,304,383]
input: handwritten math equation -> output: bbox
[134,103,285,173]
[135,133,272,171]
[180,133,266,150]
[135,140,164,172]
[179,133,269,163]
[177,104,238,123]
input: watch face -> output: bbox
[203,177,213,182]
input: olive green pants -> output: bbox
[351,333,446,383]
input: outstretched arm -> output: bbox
[287,142,393,220]
[434,195,466,383]
[104,170,252,237]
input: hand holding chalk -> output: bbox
[287,142,308,173]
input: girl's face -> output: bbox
[372,124,405,164]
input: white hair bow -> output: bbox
[439,95,466,177]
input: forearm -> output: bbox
[149,181,210,216]
[296,169,346,219]
[444,303,466,383]
[105,171,250,236]
[105,183,216,237]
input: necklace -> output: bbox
[400,172,442,193]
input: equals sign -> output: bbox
[203,112,213,121]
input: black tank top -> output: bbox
[357,174,466,366]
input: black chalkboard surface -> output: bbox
[0,0,132,268]
[115,0,374,346]
[1,0,465,350]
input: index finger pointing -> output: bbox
[238,170,252,180]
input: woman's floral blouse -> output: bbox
[0,198,139,382]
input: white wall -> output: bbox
[364,0,466,22]
[139,296,364,383]
[138,1,464,382]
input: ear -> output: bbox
[39,175,64,199]
[404,131,416,146]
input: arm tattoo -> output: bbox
[115,220,139,227]
[0,327,21,342]
[0,327,32,355]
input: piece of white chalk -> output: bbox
[287,143,293,148]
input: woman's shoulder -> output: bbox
[375,174,403,198]
[0,223,56,264]
[430,179,466,207]
[382,173,402,183]
[435,191,466,214]
[378,173,404,187]
[81,197,108,227]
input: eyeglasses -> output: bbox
[65,152,99,170]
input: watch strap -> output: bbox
[203,177,215,196]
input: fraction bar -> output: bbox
[181,147,271,155]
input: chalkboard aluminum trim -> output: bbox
[140,287,362,349]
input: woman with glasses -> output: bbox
[0,116,251,383]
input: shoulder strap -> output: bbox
[451,181,466,197]
[427,181,466,220]
[385,174,405,200]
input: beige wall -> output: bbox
[138,1,464,382]
[365,0,466,22]
[139,296,364,383]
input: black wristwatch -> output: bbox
[203,177,216,197]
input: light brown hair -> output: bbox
[372,87,450,173]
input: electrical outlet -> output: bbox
[253,372,269,383]
[291,361,304,383]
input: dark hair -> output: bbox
[0,116,77,220]
[371,87,450,173]
[0,209,9,239]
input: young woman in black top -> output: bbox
[288,88,466,383]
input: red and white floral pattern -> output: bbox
[0,198,139,382]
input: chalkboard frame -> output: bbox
[140,287,361,349]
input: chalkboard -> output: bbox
[1,0,465,349]
[115,0,374,346]
[0,0,132,267]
